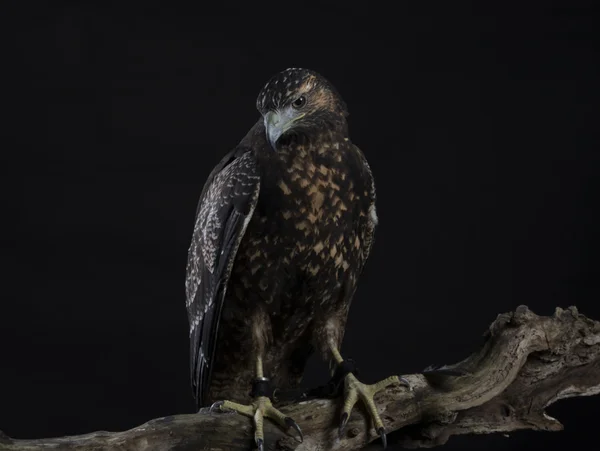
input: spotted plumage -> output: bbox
[185,68,377,409]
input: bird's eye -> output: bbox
[292,95,306,109]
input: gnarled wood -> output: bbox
[2,305,599,450]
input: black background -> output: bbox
[1,2,597,450]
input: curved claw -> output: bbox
[209,401,224,413]
[284,417,303,443]
[399,376,412,391]
[378,427,387,449]
[338,412,349,438]
[256,437,264,451]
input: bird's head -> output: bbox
[256,68,348,151]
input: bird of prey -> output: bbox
[185,68,405,449]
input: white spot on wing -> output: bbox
[369,204,378,226]
[189,313,201,336]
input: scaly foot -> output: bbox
[213,397,302,451]
[338,373,408,448]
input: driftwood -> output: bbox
[1,305,599,450]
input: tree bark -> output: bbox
[2,305,599,451]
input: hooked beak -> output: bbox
[264,109,305,151]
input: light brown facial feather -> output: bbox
[297,79,338,115]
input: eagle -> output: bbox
[185,68,404,449]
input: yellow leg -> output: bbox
[332,344,410,448]
[215,357,302,450]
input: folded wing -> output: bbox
[185,148,261,408]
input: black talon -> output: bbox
[209,400,224,413]
[377,427,387,449]
[256,438,264,451]
[284,417,303,443]
[399,376,412,390]
[339,412,349,438]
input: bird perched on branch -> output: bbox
[185,68,406,450]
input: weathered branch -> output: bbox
[2,305,599,450]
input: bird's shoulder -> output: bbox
[194,120,265,216]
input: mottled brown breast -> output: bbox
[231,132,375,314]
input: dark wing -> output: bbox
[185,148,260,409]
[351,143,377,263]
